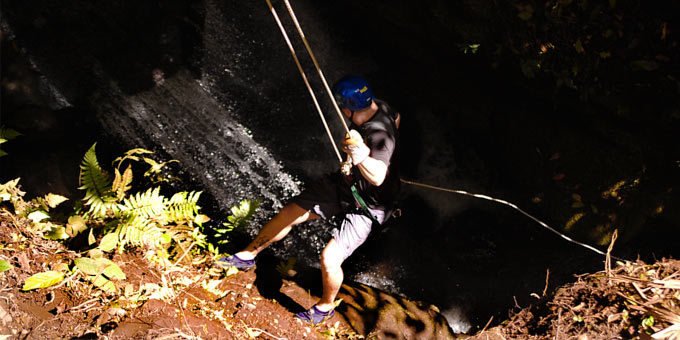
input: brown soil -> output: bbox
[2,209,677,340]
[0,211,358,339]
[468,258,680,340]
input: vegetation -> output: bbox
[0,144,362,338]
[484,0,678,119]
[0,143,252,293]
[0,128,21,158]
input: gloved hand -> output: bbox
[342,130,370,165]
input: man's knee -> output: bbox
[321,241,343,270]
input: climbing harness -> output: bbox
[350,184,381,226]
[264,0,624,262]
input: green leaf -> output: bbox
[102,262,126,280]
[66,215,88,237]
[112,166,133,200]
[45,193,69,208]
[88,228,96,245]
[0,128,21,140]
[78,143,117,217]
[74,257,100,276]
[22,271,64,291]
[632,60,659,71]
[91,274,117,293]
[194,214,210,226]
[28,210,50,223]
[99,233,119,252]
[45,225,69,240]
[0,260,12,272]
[88,248,104,259]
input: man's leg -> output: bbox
[235,203,318,260]
[316,238,344,311]
[313,211,383,312]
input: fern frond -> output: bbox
[116,215,165,249]
[226,199,260,229]
[165,191,202,224]
[112,165,133,200]
[78,144,118,217]
[112,148,154,169]
[121,187,165,221]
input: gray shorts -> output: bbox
[290,175,385,261]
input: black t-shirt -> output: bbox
[351,99,400,209]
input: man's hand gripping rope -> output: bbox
[340,130,370,175]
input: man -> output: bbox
[218,75,400,324]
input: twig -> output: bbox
[554,309,561,340]
[513,296,521,309]
[50,271,79,290]
[172,242,196,267]
[67,298,100,312]
[165,273,197,338]
[543,268,551,297]
[481,316,494,333]
[246,326,288,340]
[605,229,618,281]
[631,282,649,301]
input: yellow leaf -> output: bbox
[99,233,119,252]
[88,228,96,246]
[565,213,585,231]
[194,214,211,225]
[28,210,50,223]
[574,39,585,54]
[66,215,87,237]
[45,193,69,208]
[22,271,64,291]
[0,260,12,272]
[225,266,239,277]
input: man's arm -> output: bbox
[355,156,388,186]
[343,129,394,187]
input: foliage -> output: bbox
[79,144,119,218]
[214,199,260,245]
[73,144,214,267]
[0,127,21,158]
[0,260,12,272]
[1,143,258,300]
[22,271,64,291]
[74,256,126,293]
[469,0,679,118]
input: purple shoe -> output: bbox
[295,305,335,325]
[217,254,255,270]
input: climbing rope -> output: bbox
[281,0,351,135]
[265,0,622,262]
[264,0,343,162]
[400,179,624,261]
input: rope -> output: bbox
[265,0,622,262]
[400,178,625,261]
[264,0,343,162]
[281,0,350,135]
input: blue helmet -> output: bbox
[333,75,374,111]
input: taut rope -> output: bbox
[264,0,623,262]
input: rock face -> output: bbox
[339,282,455,339]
